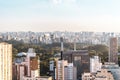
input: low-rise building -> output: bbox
[102,62,120,80]
[13,48,52,80]
[82,73,95,80]
[95,69,114,80]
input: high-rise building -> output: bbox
[64,63,77,80]
[55,60,77,80]
[90,56,102,73]
[0,42,12,80]
[63,50,90,78]
[55,60,68,80]
[109,37,118,63]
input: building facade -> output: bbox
[90,56,102,73]
[63,50,90,78]
[64,63,77,80]
[82,73,95,80]
[109,37,118,63]
[13,48,52,80]
[55,60,68,80]
[102,62,120,80]
[95,69,114,80]
[55,60,77,80]
[0,42,12,80]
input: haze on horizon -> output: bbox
[0,0,120,32]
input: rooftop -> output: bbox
[63,50,88,55]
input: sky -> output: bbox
[0,0,120,32]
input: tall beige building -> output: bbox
[0,42,12,80]
[56,60,68,80]
[109,37,118,64]
[55,59,77,80]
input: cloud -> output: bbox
[51,0,62,5]
[63,0,76,3]
[51,0,76,5]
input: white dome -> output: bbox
[17,52,27,56]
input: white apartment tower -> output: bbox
[0,42,12,80]
[90,56,102,73]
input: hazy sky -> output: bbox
[0,0,120,32]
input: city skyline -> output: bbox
[1,0,120,32]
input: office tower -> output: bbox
[63,50,90,78]
[109,37,118,63]
[64,63,77,80]
[0,42,12,80]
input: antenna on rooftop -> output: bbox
[74,39,76,51]
[60,37,63,60]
